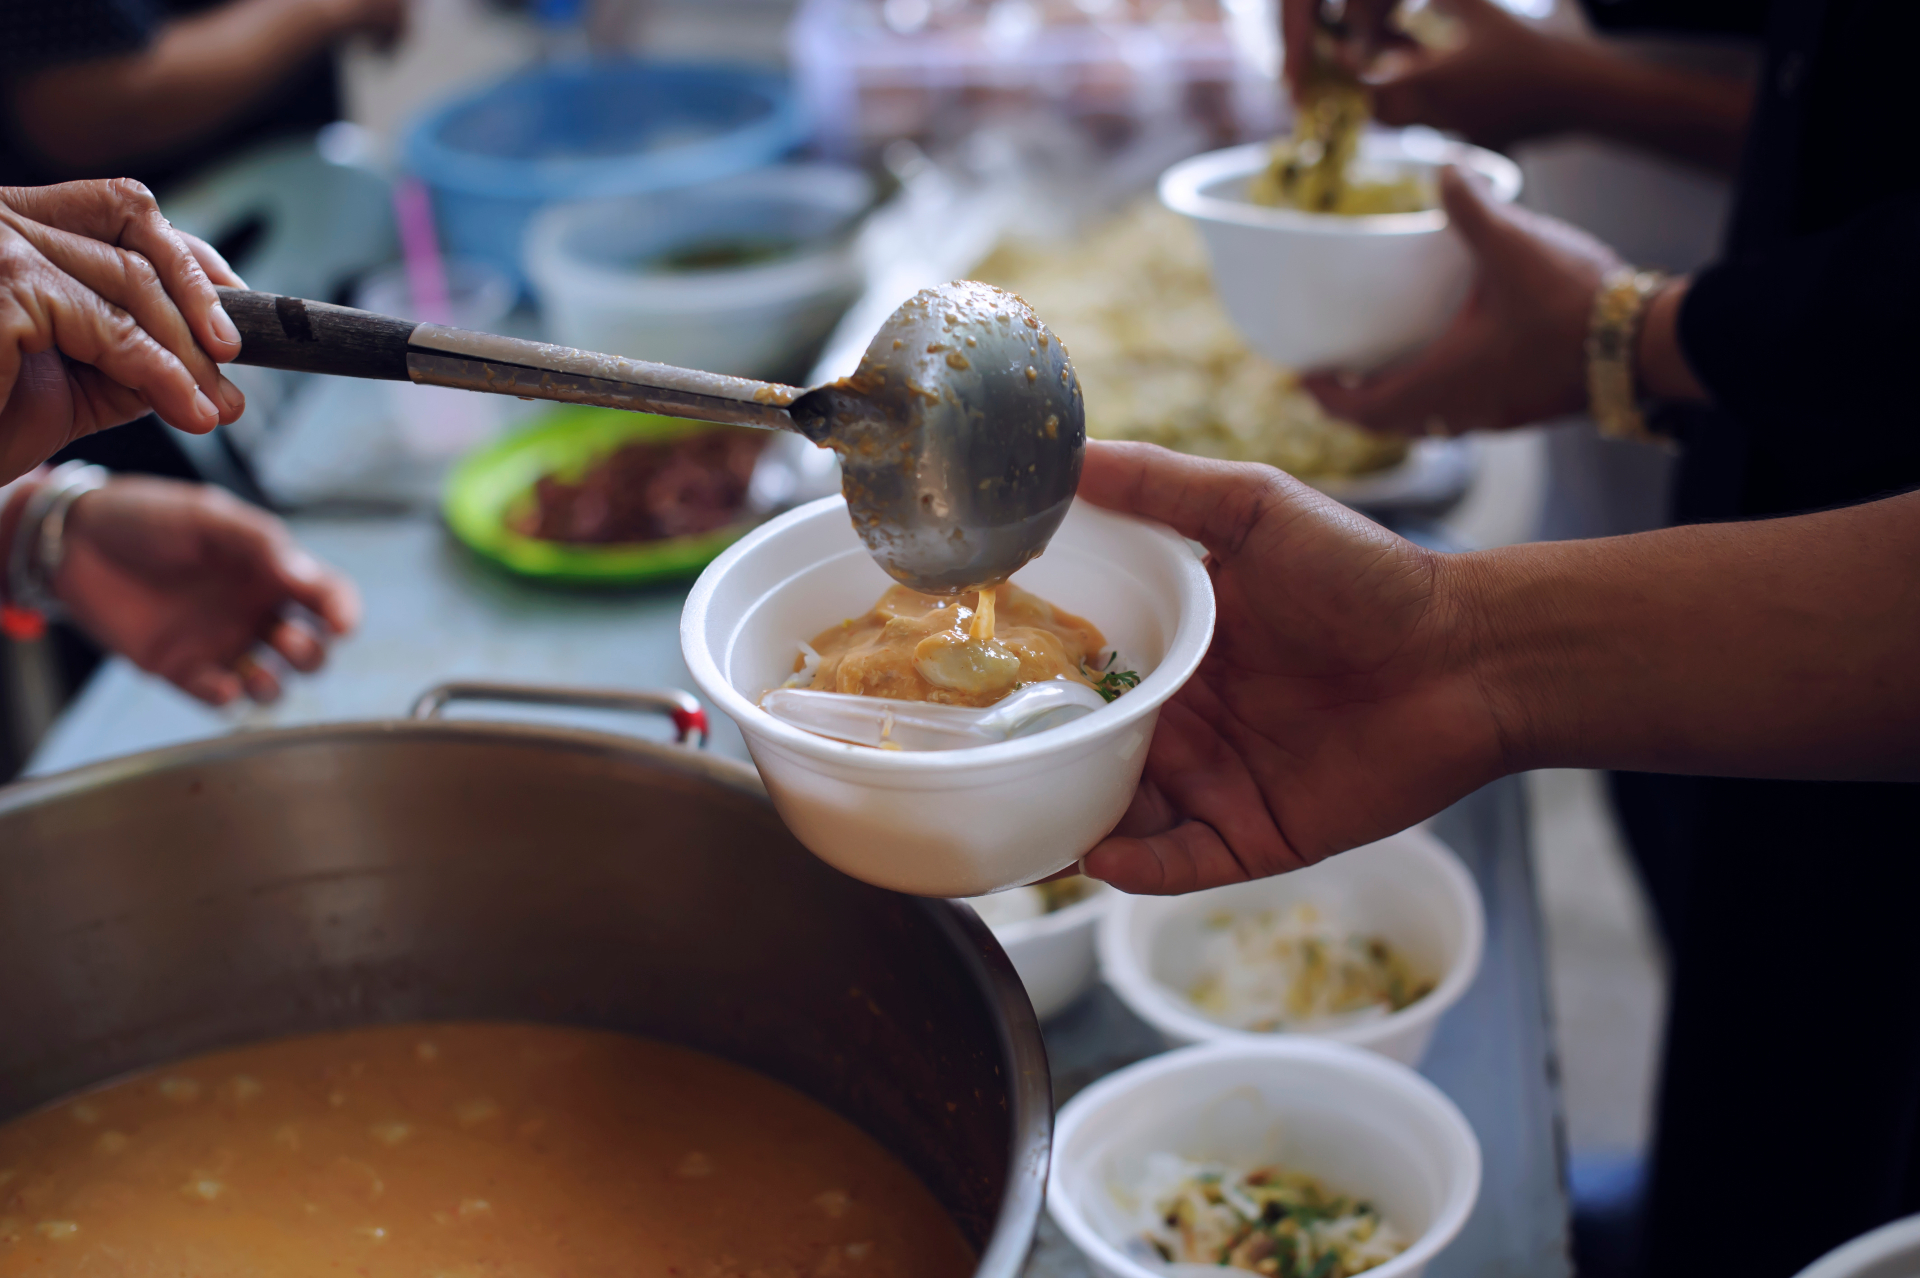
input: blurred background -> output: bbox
[0,1,1766,1269]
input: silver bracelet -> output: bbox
[5,462,108,619]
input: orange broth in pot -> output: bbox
[0,1022,974,1278]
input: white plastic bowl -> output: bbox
[1794,1214,1920,1278]
[1099,826,1484,1066]
[1159,131,1522,372]
[1049,1038,1481,1278]
[966,885,1114,1021]
[681,495,1215,897]
[524,164,872,379]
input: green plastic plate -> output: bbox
[442,404,757,587]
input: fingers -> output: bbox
[232,652,283,703]
[2,179,242,366]
[183,485,359,638]
[1081,693,1307,895]
[1084,821,1255,896]
[272,545,361,637]
[178,664,244,707]
[167,492,351,701]
[111,187,244,365]
[1077,440,1308,559]
[1295,168,1508,434]
[265,615,328,672]
[14,218,244,423]
[1281,0,1321,100]
[179,230,245,289]
[1300,316,1485,435]
[0,235,218,435]
[175,652,280,707]
[1435,164,1508,255]
[0,178,244,433]
[1367,51,1449,127]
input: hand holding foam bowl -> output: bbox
[682,492,1215,897]
[1159,132,1523,372]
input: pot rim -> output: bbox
[0,715,1052,1278]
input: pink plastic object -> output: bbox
[392,177,451,325]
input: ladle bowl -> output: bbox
[790,281,1086,594]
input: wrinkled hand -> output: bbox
[1076,441,1506,895]
[1303,166,1620,434]
[54,477,360,706]
[0,179,247,485]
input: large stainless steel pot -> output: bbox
[0,683,1051,1275]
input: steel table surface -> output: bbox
[27,512,1572,1278]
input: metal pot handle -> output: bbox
[408,681,709,748]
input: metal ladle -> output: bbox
[218,280,1086,593]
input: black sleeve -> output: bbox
[1577,0,1772,37]
[0,0,158,74]
[1677,193,1920,459]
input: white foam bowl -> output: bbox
[1099,827,1484,1066]
[525,164,871,379]
[681,495,1215,897]
[967,885,1114,1021]
[1049,1038,1481,1278]
[1159,131,1522,372]
[1794,1214,1920,1278]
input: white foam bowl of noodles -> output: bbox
[1099,827,1484,1066]
[1159,130,1523,373]
[681,494,1215,898]
[1049,1038,1481,1278]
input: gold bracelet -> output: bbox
[1586,267,1669,443]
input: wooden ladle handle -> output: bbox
[217,287,416,381]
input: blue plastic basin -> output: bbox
[404,61,807,288]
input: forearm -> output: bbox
[1452,491,1920,781]
[1531,37,1754,173]
[10,0,344,172]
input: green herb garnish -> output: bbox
[1082,650,1141,702]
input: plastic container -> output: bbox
[1049,1038,1481,1278]
[403,61,807,288]
[1159,131,1523,371]
[680,494,1215,897]
[789,0,1282,160]
[1793,1215,1920,1278]
[965,885,1114,1021]
[525,165,872,379]
[1098,826,1485,1066]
